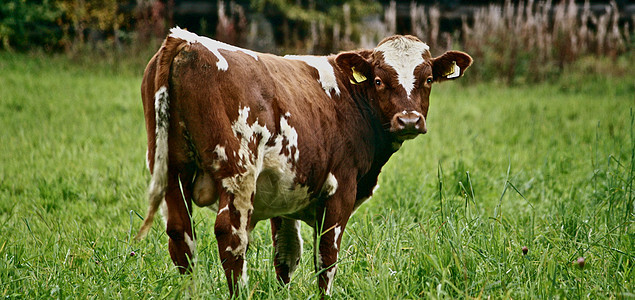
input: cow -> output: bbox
[136,27,472,297]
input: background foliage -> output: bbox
[0,0,632,83]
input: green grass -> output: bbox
[0,51,633,299]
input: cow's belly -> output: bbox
[192,167,314,222]
[251,168,313,222]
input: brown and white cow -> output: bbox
[136,27,471,297]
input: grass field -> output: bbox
[0,52,633,299]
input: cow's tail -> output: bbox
[136,36,187,241]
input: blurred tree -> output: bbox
[250,0,381,52]
[0,0,62,50]
[57,0,135,52]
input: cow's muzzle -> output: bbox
[390,111,427,139]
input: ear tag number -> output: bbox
[351,67,367,84]
[445,61,461,79]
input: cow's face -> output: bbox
[337,35,472,141]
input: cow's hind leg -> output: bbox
[271,217,303,284]
[214,188,253,296]
[165,170,196,273]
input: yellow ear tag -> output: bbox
[444,61,461,79]
[352,67,367,84]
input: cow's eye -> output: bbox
[375,79,382,86]
[426,77,433,84]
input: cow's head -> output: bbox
[337,35,472,141]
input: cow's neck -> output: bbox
[337,85,399,181]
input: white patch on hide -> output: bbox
[279,116,299,162]
[375,37,429,97]
[214,145,228,161]
[217,105,312,263]
[322,173,338,197]
[184,232,197,264]
[250,114,308,221]
[211,144,228,171]
[284,55,341,97]
[169,27,258,71]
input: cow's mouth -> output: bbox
[393,130,421,141]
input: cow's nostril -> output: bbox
[396,117,406,127]
[398,116,420,127]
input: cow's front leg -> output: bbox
[165,171,196,273]
[314,177,355,297]
[215,189,253,296]
[271,217,303,284]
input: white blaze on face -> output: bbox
[375,37,430,97]
[169,27,259,71]
[284,55,341,97]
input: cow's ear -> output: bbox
[431,51,473,82]
[336,50,373,85]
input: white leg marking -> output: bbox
[218,205,229,215]
[240,259,249,287]
[295,220,304,259]
[184,233,197,263]
[333,225,341,250]
[325,266,338,296]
